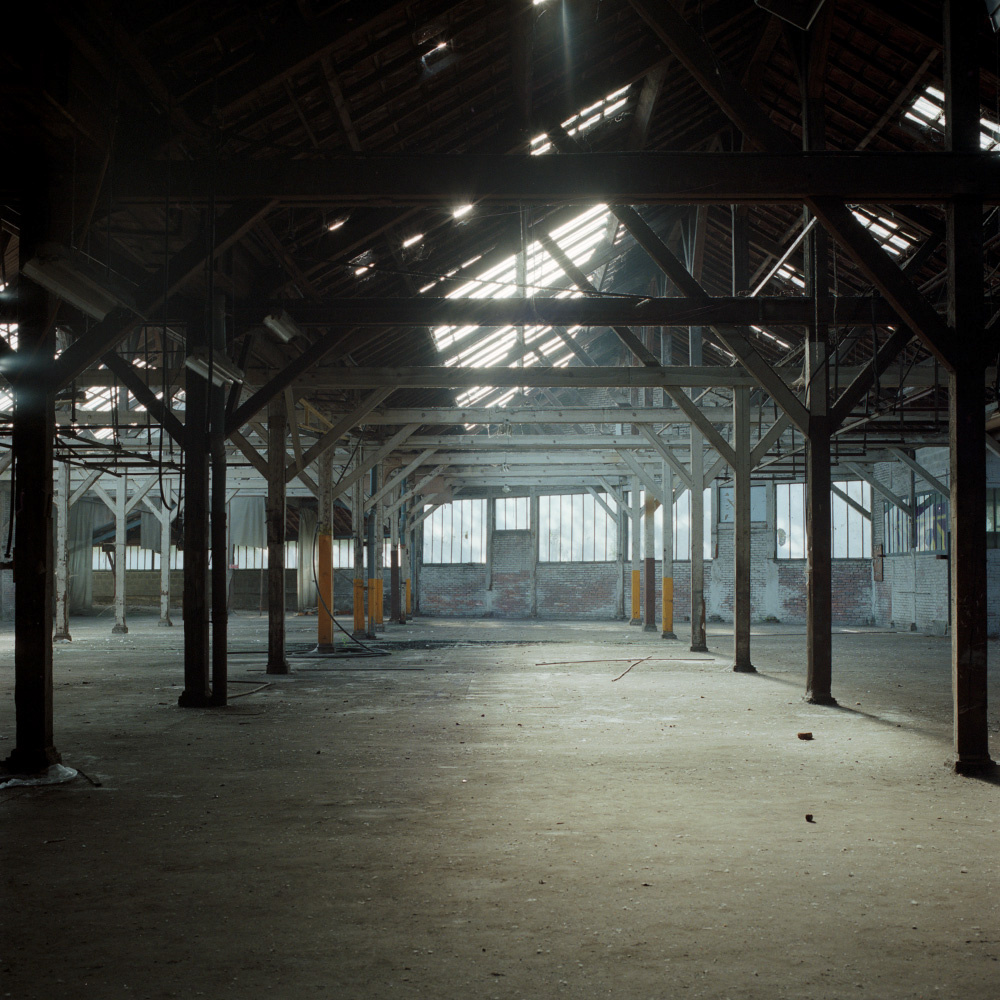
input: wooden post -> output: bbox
[53,462,72,642]
[945,0,993,772]
[209,296,228,706]
[352,458,365,636]
[733,385,755,672]
[266,394,289,673]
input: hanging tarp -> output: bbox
[69,499,100,613]
[229,496,265,548]
[296,505,317,612]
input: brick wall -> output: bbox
[419,562,488,616]
[537,561,619,619]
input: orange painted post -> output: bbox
[662,577,674,636]
[631,569,641,623]
[317,530,334,651]
[353,578,365,634]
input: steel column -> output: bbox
[266,393,290,674]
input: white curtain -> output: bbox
[296,505,317,612]
[68,499,101,613]
[229,496,265,548]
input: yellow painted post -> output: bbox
[631,569,641,622]
[405,578,412,616]
[375,578,384,625]
[662,577,674,635]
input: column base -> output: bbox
[266,659,291,675]
[690,644,708,653]
[312,643,336,654]
[158,617,174,628]
[661,631,677,640]
[2,745,62,774]
[177,690,213,708]
[805,693,838,707]
[733,662,757,674]
[629,618,642,627]
[112,623,128,634]
[643,623,658,632]
[53,632,72,643]
[954,756,996,776]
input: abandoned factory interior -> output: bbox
[3,1,1000,997]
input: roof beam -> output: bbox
[275,295,895,328]
[108,153,1000,205]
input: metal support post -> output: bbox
[209,297,228,706]
[4,231,61,773]
[53,462,71,642]
[630,476,642,625]
[390,483,402,623]
[643,492,657,631]
[733,385,755,672]
[689,426,707,652]
[316,448,334,652]
[112,480,128,634]
[179,309,212,707]
[266,393,289,673]
[661,465,676,638]
[945,0,993,773]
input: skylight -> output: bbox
[850,207,919,258]
[529,85,631,155]
[904,84,1000,150]
[421,85,633,413]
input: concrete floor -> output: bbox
[2,612,1000,999]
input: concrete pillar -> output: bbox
[945,0,992,773]
[733,385,755,672]
[643,492,657,631]
[179,310,212,708]
[266,393,289,674]
[316,448,334,652]
[661,465,675,639]
[689,427,707,652]
[630,476,641,625]
[4,230,61,773]
[53,462,71,642]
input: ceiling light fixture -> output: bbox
[452,204,473,218]
[262,310,303,343]
[184,351,244,388]
[402,233,424,248]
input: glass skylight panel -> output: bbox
[851,208,918,258]
[903,84,1000,150]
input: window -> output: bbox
[775,483,805,559]
[831,481,872,559]
[538,493,617,562]
[883,502,911,555]
[777,482,873,559]
[717,485,767,523]
[423,499,486,564]
[988,489,1000,549]
[495,496,530,530]
[231,542,301,569]
[670,488,713,562]
[914,492,948,553]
